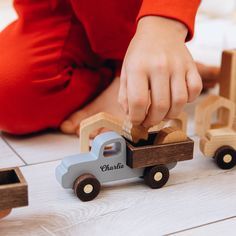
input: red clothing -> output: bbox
[0,0,200,134]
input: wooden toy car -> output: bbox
[195,95,236,169]
[56,129,194,201]
[0,167,28,219]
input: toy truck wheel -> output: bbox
[73,174,101,202]
[144,165,169,189]
[214,146,236,169]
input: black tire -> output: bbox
[73,174,101,201]
[214,146,236,169]
[144,165,169,189]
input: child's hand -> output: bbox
[118,16,202,128]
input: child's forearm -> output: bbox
[119,12,202,128]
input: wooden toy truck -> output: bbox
[195,95,236,169]
[56,113,194,201]
[0,167,28,219]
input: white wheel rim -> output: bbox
[223,154,232,163]
[83,184,93,194]
[154,172,163,182]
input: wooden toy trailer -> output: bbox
[0,167,28,219]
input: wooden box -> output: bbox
[0,167,28,211]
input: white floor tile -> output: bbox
[2,132,81,164]
[0,136,25,168]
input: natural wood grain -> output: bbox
[126,133,194,168]
[218,50,236,132]
[195,95,235,137]
[200,127,236,157]
[79,111,189,153]
[0,168,28,211]
[79,112,149,153]
[122,119,149,143]
[219,50,236,105]
[195,95,236,160]
[154,127,187,145]
[168,112,188,134]
[79,112,123,153]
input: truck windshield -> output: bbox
[103,142,121,157]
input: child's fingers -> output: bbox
[186,67,203,102]
[165,71,187,119]
[127,71,149,125]
[118,69,128,114]
[143,70,170,128]
[61,110,89,134]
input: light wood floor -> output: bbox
[1,1,236,236]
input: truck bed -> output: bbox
[126,132,194,169]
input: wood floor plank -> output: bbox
[0,223,51,236]
[0,136,25,168]
[2,132,81,164]
[53,171,236,236]
[172,216,236,236]
[0,142,234,235]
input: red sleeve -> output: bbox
[137,0,201,41]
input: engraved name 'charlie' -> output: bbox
[100,163,124,172]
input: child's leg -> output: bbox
[0,0,113,134]
[60,0,143,134]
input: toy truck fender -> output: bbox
[56,132,143,189]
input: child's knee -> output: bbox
[0,56,73,134]
[0,41,48,134]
